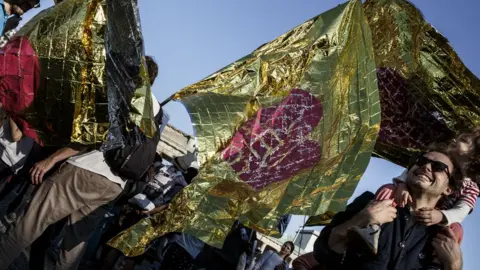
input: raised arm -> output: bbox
[314,192,397,266]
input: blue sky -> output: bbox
[24,1,480,269]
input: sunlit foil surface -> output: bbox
[108,0,381,256]
[308,0,480,226]
[0,0,155,147]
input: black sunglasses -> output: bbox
[415,155,451,178]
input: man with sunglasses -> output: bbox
[313,149,464,270]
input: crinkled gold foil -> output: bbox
[129,60,156,136]
[364,0,480,165]
[108,0,380,256]
[11,0,155,146]
[305,0,480,227]
[16,0,108,146]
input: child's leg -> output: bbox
[449,223,463,244]
[375,184,397,207]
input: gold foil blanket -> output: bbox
[0,0,156,147]
[367,0,480,165]
[108,0,381,256]
[306,0,480,226]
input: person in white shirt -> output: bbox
[0,107,33,185]
[0,107,34,234]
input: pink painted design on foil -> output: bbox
[222,89,323,190]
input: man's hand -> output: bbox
[29,145,86,185]
[30,158,56,185]
[328,199,397,254]
[432,227,463,270]
[394,182,412,208]
[364,200,397,225]
[413,208,445,226]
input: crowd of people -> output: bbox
[0,1,479,270]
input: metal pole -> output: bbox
[160,95,175,106]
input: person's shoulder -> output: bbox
[347,191,375,209]
[357,191,375,200]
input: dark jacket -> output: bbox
[314,192,443,270]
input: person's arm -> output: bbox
[441,201,472,225]
[9,117,23,142]
[252,250,272,270]
[438,180,478,225]
[313,192,374,264]
[314,192,397,265]
[30,144,87,184]
[392,170,413,207]
[327,199,396,253]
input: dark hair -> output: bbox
[284,241,295,255]
[424,143,465,192]
[451,128,480,187]
[145,56,158,85]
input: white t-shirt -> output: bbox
[0,118,34,172]
[67,150,125,188]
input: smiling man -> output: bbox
[313,147,464,270]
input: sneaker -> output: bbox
[347,224,380,255]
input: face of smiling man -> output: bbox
[407,151,454,198]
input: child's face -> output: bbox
[451,133,475,157]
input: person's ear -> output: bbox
[443,186,453,196]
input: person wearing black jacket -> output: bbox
[314,149,463,270]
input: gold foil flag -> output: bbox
[367,0,480,165]
[108,0,380,256]
[0,0,156,147]
[306,0,480,227]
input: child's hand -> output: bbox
[413,208,445,226]
[394,182,412,207]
